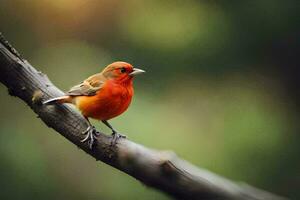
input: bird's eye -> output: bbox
[120,67,126,73]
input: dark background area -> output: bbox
[0,0,299,199]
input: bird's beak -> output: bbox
[129,68,145,76]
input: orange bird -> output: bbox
[43,61,145,149]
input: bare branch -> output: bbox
[0,33,288,200]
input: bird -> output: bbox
[43,61,145,149]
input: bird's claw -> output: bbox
[82,126,94,134]
[81,126,98,149]
[110,132,126,146]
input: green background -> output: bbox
[0,0,299,199]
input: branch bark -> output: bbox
[0,33,288,200]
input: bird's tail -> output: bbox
[43,96,72,105]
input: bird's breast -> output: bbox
[75,82,134,120]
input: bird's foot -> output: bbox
[81,126,98,149]
[111,132,126,146]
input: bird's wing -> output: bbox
[66,73,106,96]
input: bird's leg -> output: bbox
[101,120,126,145]
[81,117,98,149]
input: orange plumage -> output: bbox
[75,63,135,121]
[43,61,145,148]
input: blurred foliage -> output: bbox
[0,0,299,199]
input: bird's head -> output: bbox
[102,61,145,84]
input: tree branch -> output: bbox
[0,33,288,200]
